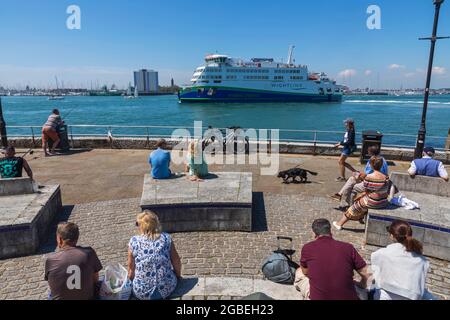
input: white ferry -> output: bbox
[178,46,343,103]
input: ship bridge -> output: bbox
[205,54,230,64]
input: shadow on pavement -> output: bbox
[170,277,200,298]
[252,192,268,232]
[38,205,75,254]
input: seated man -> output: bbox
[408,147,448,182]
[149,139,172,179]
[330,145,388,208]
[294,219,371,300]
[0,146,33,179]
[45,222,103,300]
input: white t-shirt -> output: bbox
[371,243,429,300]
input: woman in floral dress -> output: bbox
[128,211,182,300]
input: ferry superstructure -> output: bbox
[178,46,343,103]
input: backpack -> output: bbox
[261,237,299,285]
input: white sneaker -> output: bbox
[333,221,342,230]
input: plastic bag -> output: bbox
[99,263,132,300]
[390,194,419,210]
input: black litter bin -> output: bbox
[361,130,383,164]
[48,124,70,152]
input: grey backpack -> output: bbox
[261,237,299,285]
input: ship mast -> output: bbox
[287,45,295,65]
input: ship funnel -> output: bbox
[287,45,295,65]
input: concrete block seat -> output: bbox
[140,172,252,232]
[170,277,301,300]
[0,178,62,259]
[365,173,450,260]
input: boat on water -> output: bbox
[48,76,65,100]
[124,83,139,99]
[178,46,343,103]
[48,95,65,101]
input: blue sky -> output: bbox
[0,0,449,89]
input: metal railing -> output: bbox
[4,124,449,151]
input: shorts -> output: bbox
[342,145,356,156]
[342,147,352,156]
[42,127,59,143]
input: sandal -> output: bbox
[329,193,342,202]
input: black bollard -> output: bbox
[0,97,8,149]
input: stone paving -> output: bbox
[1,193,449,300]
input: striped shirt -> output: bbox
[362,174,390,208]
[44,114,62,130]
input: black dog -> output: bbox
[277,168,318,184]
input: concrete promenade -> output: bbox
[0,149,449,300]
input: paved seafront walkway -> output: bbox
[0,149,449,300]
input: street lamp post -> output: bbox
[414,0,449,159]
[0,97,8,149]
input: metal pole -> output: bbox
[0,97,8,148]
[414,0,449,159]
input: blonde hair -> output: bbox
[137,210,162,240]
[188,139,201,158]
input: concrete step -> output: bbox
[170,276,302,300]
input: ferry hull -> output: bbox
[179,87,342,103]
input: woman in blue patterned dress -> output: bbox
[127,211,182,300]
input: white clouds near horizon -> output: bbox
[388,64,406,70]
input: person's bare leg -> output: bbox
[43,141,50,157]
[334,215,349,229]
[50,138,60,154]
[338,155,347,179]
[344,162,358,173]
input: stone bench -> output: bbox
[169,277,301,300]
[0,178,62,259]
[365,172,450,260]
[140,172,252,232]
[0,177,34,196]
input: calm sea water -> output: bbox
[2,94,450,148]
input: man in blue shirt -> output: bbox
[408,147,448,182]
[364,151,388,175]
[330,145,389,208]
[149,139,172,179]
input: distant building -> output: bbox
[171,78,175,87]
[134,69,159,94]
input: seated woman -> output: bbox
[185,140,209,182]
[333,156,390,230]
[371,220,434,300]
[127,211,182,300]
